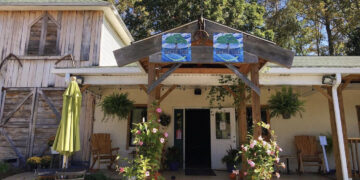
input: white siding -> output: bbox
[99,17,125,66]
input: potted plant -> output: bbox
[40,156,51,168]
[27,156,41,170]
[165,146,181,171]
[222,146,241,172]
[100,93,134,120]
[268,87,305,119]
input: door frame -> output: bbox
[173,106,235,169]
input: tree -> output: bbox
[165,34,187,50]
[216,34,238,53]
[345,27,360,55]
[108,0,273,41]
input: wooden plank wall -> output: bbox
[0,11,103,88]
[0,88,64,160]
[73,91,95,162]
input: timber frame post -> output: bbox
[250,63,261,138]
[147,63,157,118]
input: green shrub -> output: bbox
[0,162,10,174]
[85,172,110,180]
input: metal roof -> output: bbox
[267,56,360,68]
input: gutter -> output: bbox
[332,73,349,180]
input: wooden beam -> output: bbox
[340,76,356,91]
[80,84,90,93]
[337,87,352,177]
[159,85,177,103]
[159,67,235,74]
[0,128,25,163]
[149,47,258,64]
[27,88,39,157]
[327,87,343,180]
[0,90,6,124]
[147,63,157,118]
[313,86,333,103]
[113,19,294,68]
[1,91,33,125]
[38,89,61,123]
[250,63,261,138]
[238,84,247,174]
[225,63,260,95]
[147,63,181,94]
[139,84,148,93]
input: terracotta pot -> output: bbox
[229,173,236,179]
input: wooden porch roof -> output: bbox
[113,18,295,74]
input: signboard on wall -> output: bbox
[213,33,244,62]
[161,33,191,62]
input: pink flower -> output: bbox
[249,140,257,148]
[243,146,248,152]
[244,172,247,176]
[270,151,275,155]
[152,128,158,133]
[145,171,150,177]
[275,157,280,163]
[156,108,162,113]
[157,119,161,122]
[160,138,165,143]
[119,167,125,173]
[278,147,283,152]
[139,141,143,146]
[247,159,255,168]
[232,170,239,175]
[136,130,141,135]
[258,136,263,141]
[280,162,286,168]
[262,141,267,147]
[275,172,280,178]
[164,132,168,138]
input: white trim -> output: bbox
[332,73,349,180]
[51,67,144,76]
[264,67,360,74]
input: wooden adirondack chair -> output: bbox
[294,135,325,174]
[90,133,119,170]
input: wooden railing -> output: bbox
[348,138,360,177]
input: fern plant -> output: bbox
[100,93,134,120]
[268,87,305,119]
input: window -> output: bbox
[128,106,147,147]
[27,13,60,56]
[246,106,270,139]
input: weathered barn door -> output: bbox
[0,88,64,164]
[73,91,95,162]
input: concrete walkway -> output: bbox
[3,170,334,180]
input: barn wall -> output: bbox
[0,10,103,88]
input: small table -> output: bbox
[280,155,297,174]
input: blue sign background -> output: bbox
[161,33,191,62]
[213,33,244,62]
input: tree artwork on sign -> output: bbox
[213,33,244,63]
[161,33,191,62]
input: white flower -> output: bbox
[152,128,158,133]
[145,171,150,176]
[160,138,165,143]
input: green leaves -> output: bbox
[268,87,305,119]
[100,93,134,120]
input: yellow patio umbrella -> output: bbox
[53,77,82,168]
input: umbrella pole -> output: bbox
[62,155,68,169]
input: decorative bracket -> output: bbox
[147,63,181,94]
[0,53,23,70]
[225,63,260,95]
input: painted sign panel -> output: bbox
[213,33,244,62]
[162,33,191,62]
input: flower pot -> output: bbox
[226,162,235,172]
[282,112,291,119]
[229,173,236,180]
[51,146,59,154]
[169,162,179,171]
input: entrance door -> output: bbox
[185,109,211,169]
[210,108,236,170]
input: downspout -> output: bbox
[332,73,349,180]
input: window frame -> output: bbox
[126,105,147,149]
[26,12,61,56]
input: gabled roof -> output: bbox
[113,18,295,69]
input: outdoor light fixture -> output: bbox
[74,75,84,85]
[322,75,336,85]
